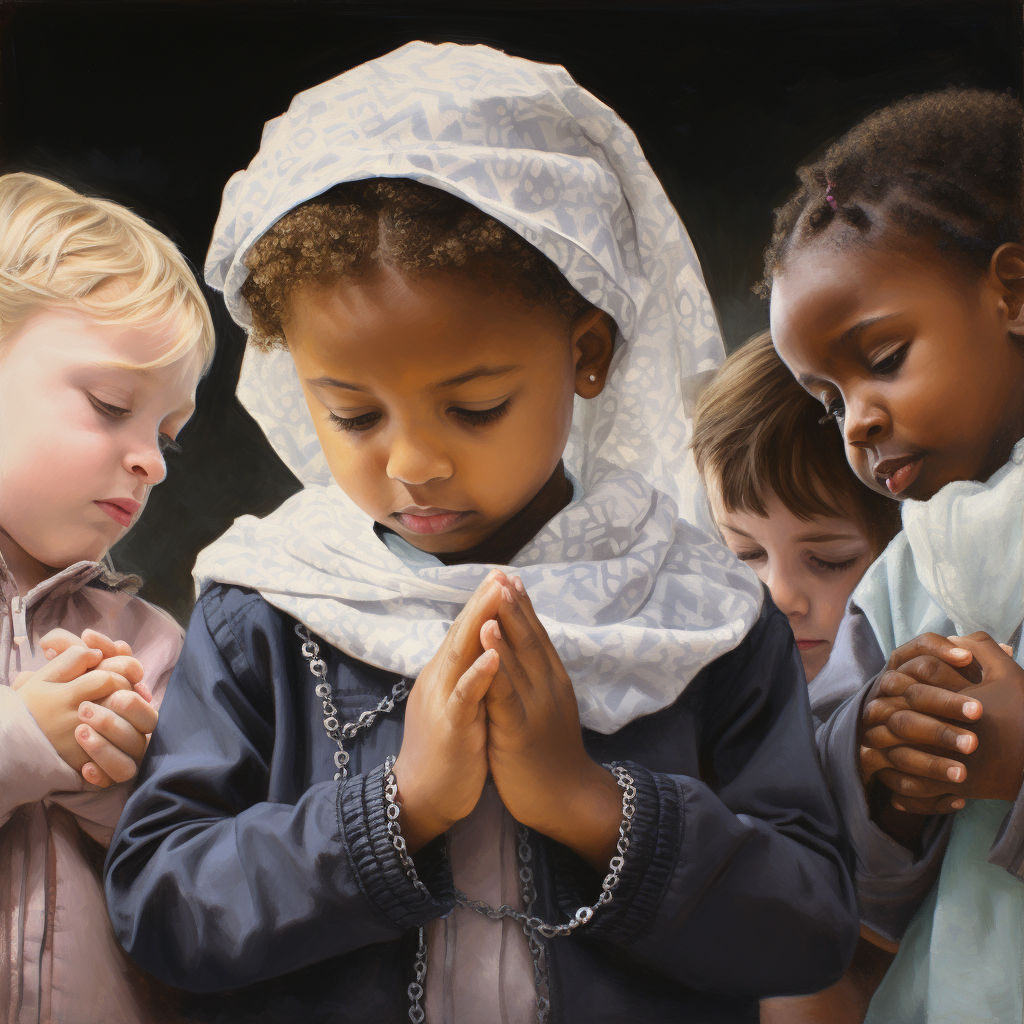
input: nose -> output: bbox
[124,434,167,486]
[842,389,890,450]
[385,427,454,486]
[766,566,811,620]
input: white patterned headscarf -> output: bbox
[197,40,763,733]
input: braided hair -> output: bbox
[760,88,1024,295]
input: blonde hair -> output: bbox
[0,172,214,370]
[692,331,901,554]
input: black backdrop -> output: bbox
[1,0,1020,622]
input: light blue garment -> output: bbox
[857,441,1024,1024]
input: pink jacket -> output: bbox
[0,560,182,1024]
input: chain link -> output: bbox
[297,621,635,1024]
[450,765,635,940]
[295,624,409,780]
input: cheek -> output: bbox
[814,572,862,643]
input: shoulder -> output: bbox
[82,586,184,662]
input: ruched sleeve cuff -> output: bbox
[551,761,678,943]
[338,761,454,929]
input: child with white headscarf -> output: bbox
[105,41,857,1023]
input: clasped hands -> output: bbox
[858,631,1024,818]
[392,569,623,872]
[13,627,157,788]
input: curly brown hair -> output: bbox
[241,178,593,349]
[760,87,1024,296]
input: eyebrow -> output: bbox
[306,364,524,394]
[720,524,862,544]
[796,313,901,388]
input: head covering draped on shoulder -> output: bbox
[198,41,763,733]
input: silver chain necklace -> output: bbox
[296,623,635,1024]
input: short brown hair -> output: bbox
[692,331,901,553]
[241,177,592,350]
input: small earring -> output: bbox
[588,374,596,383]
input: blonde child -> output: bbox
[106,43,857,1023]
[765,88,1024,1022]
[0,173,213,1023]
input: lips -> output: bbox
[94,497,142,528]
[796,639,826,651]
[392,506,472,536]
[872,454,924,496]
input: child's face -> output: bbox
[0,309,201,587]
[283,266,600,555]
[710,488,875,681]
[770,238,1024,502]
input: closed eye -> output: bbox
[89,395,131,419]
[450,400,511,426]
[870,345,907,376]
[328,411,382,433]
[809,555,858,572]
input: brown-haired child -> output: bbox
[693,330,901,1022]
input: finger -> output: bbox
[902,683,982,722]
[441,571,509,678]
[496,588,548,683]
[66,669,133,705]
[39,646,105,683]
[78,701,148,761]
[445,648,499,728]
[881,744,967,785]
[81,629,132,658]
[94,688,159,735]
[507,577,561,663]
[876,767,959,800]
[134,681,155,704]
[481,619,528,730]
[867,709,978,755]
[75,723,138,784]
[890,792,966,815]
[80,761,115,789]
[859,745,891,784]
[947,633,1019,673]
[886,656,980,694]
[1001,643,1015,656]
[93,655,144,687]
[37,628,90,659]
[889,633,975,673]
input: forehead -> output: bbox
[714,492,868,544]
[284,267,567,375]
[769,235,964,373]
[8,308,201,396]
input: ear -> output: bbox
[571,308,615,398]
[990,243,1024,338]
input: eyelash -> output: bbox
[328,401,513,433]
[818,345,908,426]
[819,395,845,425]
[89,395,183,456]
[871,345,907,376]
[810,555,859,573]
[736,550,859,573]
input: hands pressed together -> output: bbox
[393,569,623,871]
[12,627,158,788]
[858,630,1024,824]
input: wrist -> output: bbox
[539,758,624,872]
[391,756,452,854]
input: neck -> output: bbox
[437,462,574,567]
[0,529,59,597]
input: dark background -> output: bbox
[1,0,1021,623]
